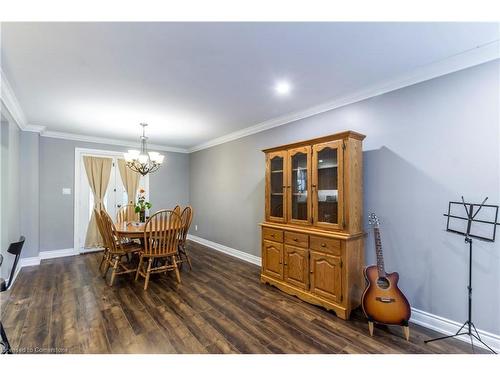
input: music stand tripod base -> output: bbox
[423,241,497,354]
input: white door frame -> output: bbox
[73,147,149,253]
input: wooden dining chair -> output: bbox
[135,209,183,290]
[172,205,181,216]
[116,204,139,223]
[94,209,110,275]
[177,206,193,270]
[100,209,142,286]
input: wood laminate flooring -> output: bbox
[0,241,487,354]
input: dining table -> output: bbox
[114,221,184,242]
[114,221,148,240]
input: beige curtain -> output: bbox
[117,159,141,204]
[84,156,112,248]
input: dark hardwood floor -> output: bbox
[1,241,485,354]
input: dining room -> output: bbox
[1,5,500,372]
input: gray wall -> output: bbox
[149,153,190,211]
[189,60,500,334]
[19,131,40,258]
[39,137,190,251]
[0,117,21,279]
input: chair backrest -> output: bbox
[143,210,182,257]
[4,236,25,290]
[172,205,181,216]
[94,209,106,242]
[179,206,193,243]
[100,209,120,253]
[116,204,138,223]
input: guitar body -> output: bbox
[362,265,411,325]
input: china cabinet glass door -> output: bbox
[266,151,287,222]
[312,141,344,229]
[287,146,311,225]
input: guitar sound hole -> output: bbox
[376,277,390,289]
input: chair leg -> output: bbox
[184,248,192,270]
[109,256,119,286]
[135,256,143,281]
[173,256,181,284]
[144,258,153,290]
[102,257,111,278]
[99,250,106,272]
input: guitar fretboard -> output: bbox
[374,227,386,277]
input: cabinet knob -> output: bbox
[271,234,275,237]
[293,238,298,242]
[321,243,326,247]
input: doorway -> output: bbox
[74,148,149,253]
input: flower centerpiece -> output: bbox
[135,188,152,223]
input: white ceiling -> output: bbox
[1,22,499,150]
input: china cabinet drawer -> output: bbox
[284,231,309,248]
[262,227,284,242]
[310,236,341,255]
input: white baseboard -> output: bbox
[410,307,499,352]
[39,248,79,260]
[188,234,499,352]
[187,234,261,266]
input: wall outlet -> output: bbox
[195,225,198,231]
[62,188,72,195]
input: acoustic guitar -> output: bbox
[362,213,411,340]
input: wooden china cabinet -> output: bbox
[261,130,365,320]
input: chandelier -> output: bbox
[124,123,164,176]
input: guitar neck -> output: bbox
[374,227,386,276]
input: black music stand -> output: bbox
[424,197,499,354]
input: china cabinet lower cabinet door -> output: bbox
[310,251,342,302]
[262,240,283,280]
[284,245,309,290]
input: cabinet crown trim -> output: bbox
[262,130,365,153]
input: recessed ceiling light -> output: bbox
[274,81,292,96]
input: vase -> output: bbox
[139,209,146,223]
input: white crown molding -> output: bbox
[1,68,188,153]
[24,123,47,132]
[39,129,189,153]
[3,41,500,154]
[189,40,500,153]
[0,67,28,130]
